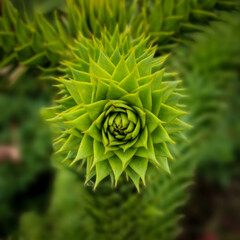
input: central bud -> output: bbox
[102,100,141,149]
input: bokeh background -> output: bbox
[0,1,239,240]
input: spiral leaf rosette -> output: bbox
[44,28,189,190]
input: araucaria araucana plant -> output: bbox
[0,0,239,239]
[44,28,189,190]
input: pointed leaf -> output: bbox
[146,110,162,133]
[115,148,137,169]
[159,103,186,122]
[71,68,90,82]
[138,82,152,110]
[135,127,148,149]
[154,142,173,159]
[61,79,82,104]
[90,60,111,78]
[112,58,129,82]
[119,70,139,92]
[126,167,140,192]
[126,50,136,72]
[98,51,115,74]
[57,134,82,153]
[121,92,143,108]
[95,78,109,101]
[108,156,123,185]
[66,112,91,132]
[110,47,121,65]
[152,89,164,116]
[155,156,171,174]
[129,157,148,185]
[152,69,165,90]
[136,135,157,163]
[72,134,93,163]
[137,53,154,77]
[151,124,173,143]
[73,81,93,104]
[165,118,192,134]
[84,100,107,120]
[107,82,128,99]
[85,123,102,142]
[93,140,114,164]
[94,160,112,189]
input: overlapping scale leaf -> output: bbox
[44,28,189,190]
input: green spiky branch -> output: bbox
[1,0,235,189]
[42,28,190,190]
[0,1,238,239]
[0,0,238,69]
[133,0,239,51]
[0,0,69,69]
[75,123,196,240]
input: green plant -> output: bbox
[1,0,237,69]
[0,0,238,239]
[171,11,240,186]
[43,27,189,190]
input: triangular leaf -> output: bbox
[71,68,90,82]
[136,135,157,163]
[93,140,114,164]
[119,70,139,92]
[85,122,102,142]
[152,89,164,116]
[90,60,111,79]
[84,100,107,120]
[112,58,129,82]
[159,103,186,122]
[115,148,137,169]
[154,142,173,159]
[72,134,93,163]
[129,157,148,185]
[73,80,93,104]
[151,124,173,144]
[137,53,154,77]
[121,91,143,108]
[66,112,91,132]
[135,127,148,149]
[146,109,162,133]
[138,82,152,110]
[61,79,82,104]
[126,50,136,72]
[95,78,109,101]
[98,51,115,74]
[94,160,112,189]
[108,156,123,185]
[107,82,128,99]
[165,118,192,134]
[126,167,140,192]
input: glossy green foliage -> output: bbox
[43,28,189,189]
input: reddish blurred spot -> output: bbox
[0,145,20,163]
[197,233,219,240]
